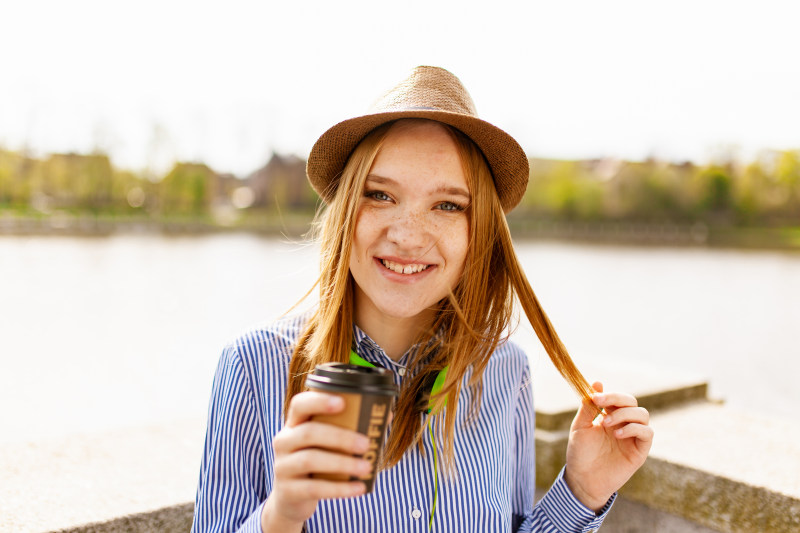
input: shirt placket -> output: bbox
[354,328,440,533]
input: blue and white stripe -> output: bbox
[192,314,613,533]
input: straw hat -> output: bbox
[306,66,529,213]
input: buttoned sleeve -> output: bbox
[191,344,267,533]
[515,359,616,532]
[535,468,615,533]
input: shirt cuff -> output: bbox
[539,467,616,533]
[238,500,266,533]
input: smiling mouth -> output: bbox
[380,258,432,274]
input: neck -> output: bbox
[353,296,436,361]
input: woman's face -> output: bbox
[349,121,470,328]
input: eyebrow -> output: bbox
[366,174,471,201]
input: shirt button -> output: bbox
[411,508,421,519]
[398,368,406,376]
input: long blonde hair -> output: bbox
[286,119,594,469]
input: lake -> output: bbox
[1,233,798,443]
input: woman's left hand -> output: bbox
[564,381,654,511]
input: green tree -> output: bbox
[691,166,733,221]
[0,150,18,206]
[159,162,215,215]
[775,150,800,219]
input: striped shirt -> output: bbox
[192,314,613,533]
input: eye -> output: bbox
[365,190,391,202]
[435,201,465,212]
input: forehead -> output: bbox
[369,121,467,189]
[381,119,455,148]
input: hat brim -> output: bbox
[306,109,529,214]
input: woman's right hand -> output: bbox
[260,391,372,533]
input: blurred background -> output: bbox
[2,0,799,463]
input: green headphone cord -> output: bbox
[428,414,439,530]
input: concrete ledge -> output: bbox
[534,425,570,488]
[535,400,800,533]
[535,380,709,432]
[531,356,711,433]
[624,456,800,533]
[624,401,800,533]
[0,419,203,533]
[52,504,193,533]
[598,495,723,533]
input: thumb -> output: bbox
[572,381,604,429]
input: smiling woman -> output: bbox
[191,66,653,533]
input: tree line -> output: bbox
[1,147,798,228]
[516,151,800,227]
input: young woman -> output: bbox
[192,66,653,533]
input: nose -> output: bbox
[385,209,431,251]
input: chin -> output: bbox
[375,299,440,322]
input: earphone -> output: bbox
[349,350,447,529]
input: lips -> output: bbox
[379,258,432,275]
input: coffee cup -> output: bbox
[307,363,397,492]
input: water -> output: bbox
[1,234,798,442]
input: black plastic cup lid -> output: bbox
[307,363,398,396]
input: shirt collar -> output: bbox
[351,323,443,371]
[351,323,408,370]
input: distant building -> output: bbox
[211,172,240,207]
[245,153,316,209]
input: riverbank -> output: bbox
[2,211,799,251]
[507,218,800,251]
[0,211,314,238]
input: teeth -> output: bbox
[381,259,430,274]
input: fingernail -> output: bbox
[357,460,372,475]
[328,396,344,410]
[354,435,370,453]
[615,428,624,437]
[351,482,367,496]
[602,416,613,426]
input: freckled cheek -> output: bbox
[439,219,470,270]
[352,210,383,264]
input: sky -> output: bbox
[2,0,799,177]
